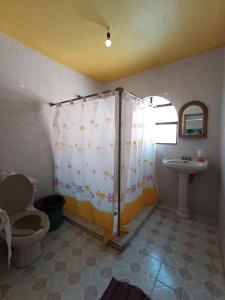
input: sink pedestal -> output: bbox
[176,173,190,219]
[163,158,208,219]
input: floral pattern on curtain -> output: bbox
[120,92,157,225]
[53,95,116,242]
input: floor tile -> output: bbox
[186,262,211,282]
[111,258,134,281]
[163,252,188,269]
[6,276,34,300]
[1,204,224,300]
[151,281,181,300]
[144,242,167,261]
[32,257,56,278]
[211,273,225,298]
[157,264,183,291]
[45,271,69,294]
[138,256,162,278]
[182,279,213,300]
[61,283,85,300]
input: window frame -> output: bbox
[153,101,178,145]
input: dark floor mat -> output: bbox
[100,277,151,300]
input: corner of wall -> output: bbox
[218,46,225,270]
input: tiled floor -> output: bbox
[64,202,157,250]
[0,204,224,300]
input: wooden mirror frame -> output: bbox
[179,100,208,138]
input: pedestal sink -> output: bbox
[163,158,208,219]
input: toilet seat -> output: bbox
[10,210,49,237]
[0,173,50,267]
[0,174,33,215]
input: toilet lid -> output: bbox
[10,210,49,237]
[0,174,33,215]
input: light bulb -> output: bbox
[105,30,111,47]
[105,38,112,47]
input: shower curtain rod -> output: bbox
[49,87,142,107]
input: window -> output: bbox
[145,96,178,144]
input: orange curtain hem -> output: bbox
[63,195,113,244]
[121,187,158,226]
[60,187,157,244]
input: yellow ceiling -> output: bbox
[0,0,225,83]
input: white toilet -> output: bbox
[0,174,50,268]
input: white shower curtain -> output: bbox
[52,90,157,242]
[53,94,116,242]
[120,92,157,225]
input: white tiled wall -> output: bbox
[0,33,102,199]
[105,47,224,218]
[219,48,225,267]
[0,32,224,218]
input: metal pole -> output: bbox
[49,87,141,107]
[115,87,124,236]
[49,90,112,107]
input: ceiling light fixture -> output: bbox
[105,27,112,48]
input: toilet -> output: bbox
[0,174,50,268]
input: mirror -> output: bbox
[179,101,208,138]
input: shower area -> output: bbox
[51,87,158,250]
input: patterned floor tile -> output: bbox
[111,258,134,281]
[130,233,150,249]
[138,256,162,278]
[187,248,211,265]
[53,247,73,266]
[6,276,35,300]
[174,230,195,243]
[170,241,189,254]
[163,252,188,269]
[69,235,87,250]
[211,273,225,298]
[145,242,168,261]
[137,226,153,239]
[61,283,85,300]
[1,204,224,300]
[67,252,92,274]
[151,281,181,300]
[161,217,177,227]
[32,257,56,278]
[144,218,159,230]
[157,264,183,291]
[121,245,142,262]
[32,291,49,300]
[46,291,62,300]
[45,271,69,294]
[182,279,213,300]
[186,262,211,282]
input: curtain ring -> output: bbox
[98,93,103,100]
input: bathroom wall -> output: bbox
[105,47,224,218]
[218,48,225,265]
[0,33,224,219]
[0,33,102,199]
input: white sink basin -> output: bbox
[163,158,208,174]
[163,158,208,219]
